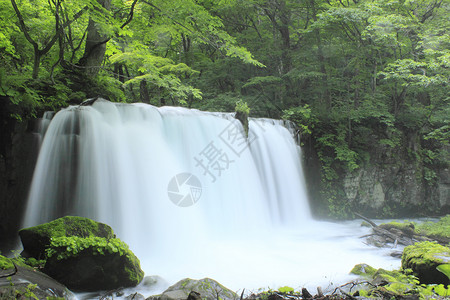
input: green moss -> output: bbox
[402,241,450,285]
[416,215,450,240]
[350,262,450,298]
[379,221,415,232]
[278,286,294,294]
[350,263,377,277]
[123,253,145,285]
[402,242,450,268]
[0,255,14,270]
[20,216,115,241]
[44,235,144,287]
[384,282,414,294]
[235,100,250,137]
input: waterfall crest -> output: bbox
[25,99,310,250]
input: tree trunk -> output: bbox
[79,0,112,77]
[140,80,150,103]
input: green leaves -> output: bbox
[46,236,129,261]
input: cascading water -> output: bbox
[24,99,399,295]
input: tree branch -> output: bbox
[10,0,39,50]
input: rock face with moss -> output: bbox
[401,241,450,285]
[19,215,115,259]
[19,216,144,291]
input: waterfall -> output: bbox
[24,99,398,293]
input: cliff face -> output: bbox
[304,131,450,218]
[341,157,449,216]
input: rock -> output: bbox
[19,215,115,259]
[0,256,74,299]
[43,236,144,291]
[141,275,168,288]
[187,291,202,300]
[350,263,377,277]
[160,278,237,300]
[19,216,144,292]
[401,241,450,285]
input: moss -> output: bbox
[0,255,14,270]
[402,241,450,284]
[350,263,450,298]
[416,215,450,240]
[377,215,450,242]
[43,235,144,290]
[379,221,415,234]
[402,242,450,267]
[20,216,115,241]
[350,263,377,277]
[235,100,250,137]
[19,216,115,260]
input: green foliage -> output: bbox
[437,264,450,281]
[282,105,316,136]
[16,283,39,300]
[0,255,14,270]
[235,100,250,115]
[45,236,129,260]
[351,263,450,298]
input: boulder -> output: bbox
[19,215,115,259]
[159,278,237,300]
[401,241,450,285]
[19,216,144,291]
[0,255,74,299]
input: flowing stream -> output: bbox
[24,99,399,296]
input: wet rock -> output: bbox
[159,278,237,300]
[0,259,74,299]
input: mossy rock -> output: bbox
[43,236,144,291]
[379,221,416,237]
[19,216,144,291]
[19,216,115,259]
[350,263,377,277]
[160,278,237,300]
[416,215,450,241]
[401,241,450,285]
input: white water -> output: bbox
[24,99,399,296]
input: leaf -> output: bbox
[436,264,450,281]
